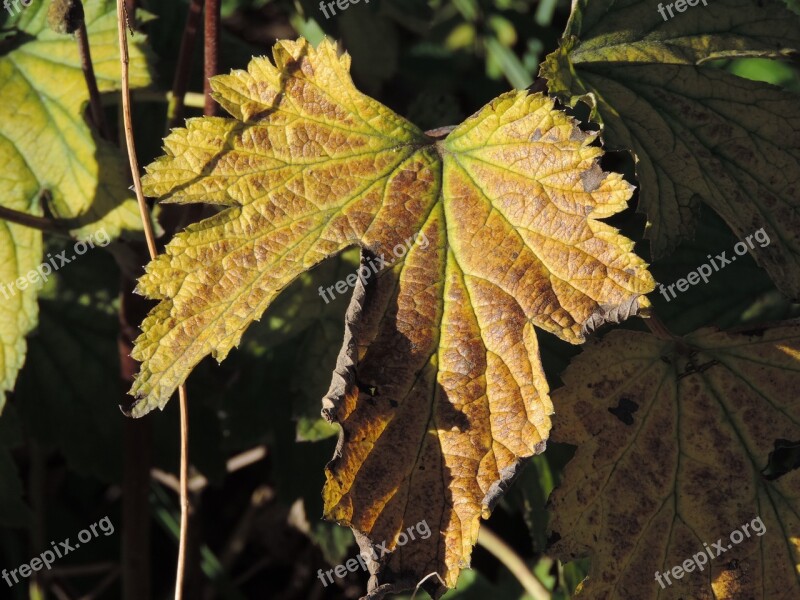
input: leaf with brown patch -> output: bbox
[548,321,800,599]
[131,37,654,596]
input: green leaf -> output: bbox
[2,0,153,237]
[0,0,154,412]
[311,520,355,567]
[560,0,800,64]
[0,200,40,415]
[486,36,532,89]
[541,0,800,298]
[726,57,800,91]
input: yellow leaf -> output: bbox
[0,0,153,412]
[133,37,654,595]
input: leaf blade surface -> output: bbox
[133,37,654,595]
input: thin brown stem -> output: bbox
[169,0,204,129]
[116,5,191,600]
[477,527,551,600]
[203,0,221,116]
[117,9,158,600]
[175,385,191,600]
[644,311,676,340]
[76,19,111,140]
[115,1,157,259]
[0,202,69,236]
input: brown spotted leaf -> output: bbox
[541,0,800,296]
[548,322,800,599]
[131,38,654,596]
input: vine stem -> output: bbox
[476,527,551,600]
[76,17,111,140]
[115,3,157,259]
[0,200,69,236]
[115,4,191,600]
[168,0,204,129]
[204,0,221,116]
[175,385,191,600]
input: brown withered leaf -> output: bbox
[548,322,800,599]
[131,38,654,596]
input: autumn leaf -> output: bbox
[540,0,800,296]
[132,38,654,595]
[547,322,800,599]
[0,0,153,412]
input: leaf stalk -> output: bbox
[116,5,192,600]
[477,526,551,600]
[77,17,112,140]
